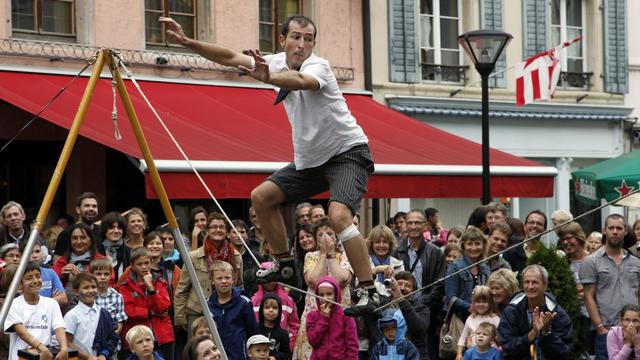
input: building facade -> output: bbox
[0,0,365,226]
[370,0,633,227]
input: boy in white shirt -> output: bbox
[3,261,68,360]
[64,273,117,360]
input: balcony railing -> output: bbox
[421,63,468,84]
[0,38,355,82]
[558,71,593,90]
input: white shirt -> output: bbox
[263,52,368,169]
[4,295,65,360]
[64,301,101,356]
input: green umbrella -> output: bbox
[572,151,640,206]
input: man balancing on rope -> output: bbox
[160,14,380,316]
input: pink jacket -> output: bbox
[306,276,358,360]
[251,282,300,351]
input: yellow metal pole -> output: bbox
[33,49,106,231]
[0,50,106,328]
[105,53,178,229]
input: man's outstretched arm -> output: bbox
[160,17,252,68]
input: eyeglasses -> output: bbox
[406,221,425,226]
[208,225,226,230]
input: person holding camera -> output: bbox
[387,272,431,360]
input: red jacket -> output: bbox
[119,274,174,347]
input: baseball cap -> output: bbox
[246,335,271,349]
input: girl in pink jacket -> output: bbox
[306,275,358,360]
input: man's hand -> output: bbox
[540,311,556,333]
[159,17,188,45]
[238,49,271,84]
[388,278,403,301]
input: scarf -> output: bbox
[69,252,92,269]
[371,254,391,283]
[103,239,124,267]
[204,239,237,274]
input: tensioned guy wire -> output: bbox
[0,58,95,153]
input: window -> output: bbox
[419,0,464,82]
[11,0,75,37]
[551,0,586,73]
[146,0,196,46]
[259,0,302,54]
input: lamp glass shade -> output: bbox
[457,30,512,67]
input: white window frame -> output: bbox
[418,0,464,83]
[550,0,587,73]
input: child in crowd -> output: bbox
[207,260,257,360]
[91,258,127,348]
[251,262,299,350]
[306,276,358,360]
[3,261,68,360]
[125,325,165,360]
[64,273,118,359]
[456,286,501,360]
[20,242,68,307]
[463,322,502,360]
[606,304,640,359]
[445,244,464,266]
[245,335,271,360]
[371,308,419,360]
[119,248,174,360]
[190,316,213,338]
[586,231,603,254]
[256,294,291,360]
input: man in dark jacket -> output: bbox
[498,264,573,360]
[390,271,431,359]
[394,209,445,358]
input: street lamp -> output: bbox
[458,30,512,205]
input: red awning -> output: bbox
[0,70,555,199]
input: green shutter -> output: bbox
[481,0,506,88]
[388,0,419,83]
[603,0,628,94]
[522,0,547,58]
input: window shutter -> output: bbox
[388,0,419,83]
[481,0,506,87]
[603,0,628,94]
[523,0,548,58]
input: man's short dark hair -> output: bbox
[22,262,41,278]
[489,223,512,238]
[425,207,438,219]
[394,271,417,291]
[393,212,407,222]
[525,210,547,229]
[281,15,317,39]
[605,213,625,228]
[231,219,248,231]
[75,192,98,208]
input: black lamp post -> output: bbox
[458,30,512,205]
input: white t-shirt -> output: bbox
[4,295,65,360]
[263,52,368,169]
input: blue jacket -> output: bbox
[93,307,119,359]
[126,351,165,360]
[445,256,491,319]
[371,309,420,360]
[208,286,258,360]
[498,292,573,360]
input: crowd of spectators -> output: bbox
[0,194,639,360]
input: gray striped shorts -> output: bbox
[267,144,375,215]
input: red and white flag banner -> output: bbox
[515,37,582,107]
